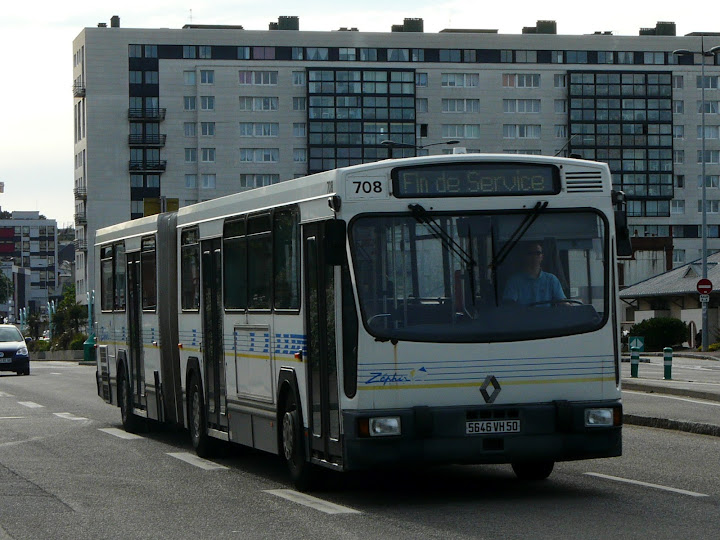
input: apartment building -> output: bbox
[0,211,58,317]
[72,16,720,301]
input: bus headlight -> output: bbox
[368,416,401,437]
[584,408,617,427]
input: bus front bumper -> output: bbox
[341,400,622,471]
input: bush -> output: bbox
[69,334,88,350]
[28,339,51,352]
[708,342,720,352]
[629,317,688,351]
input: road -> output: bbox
[1,362,719,539]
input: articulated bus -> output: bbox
[95,153,629,489]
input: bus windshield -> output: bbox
[350,209,607,342]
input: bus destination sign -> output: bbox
[392,162,560,198]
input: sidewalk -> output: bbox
[621,353,720,437]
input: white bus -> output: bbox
[95,154,629,489]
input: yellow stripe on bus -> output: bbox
[358,376,615,390]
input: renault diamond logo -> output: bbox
[479,375,501,404]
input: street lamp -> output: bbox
[673,37,720,352]
[381,139,460,156]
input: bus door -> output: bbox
[201,238,228,430]
[303,222,342,463]
[126,252,145,409]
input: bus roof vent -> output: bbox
[564,170,604,193]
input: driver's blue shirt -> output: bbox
[502,271,566,306]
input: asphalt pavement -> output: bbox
[621,352,720,437]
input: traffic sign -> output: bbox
[629,336,644,352]
[697,278,713,295]
[700,294,710,303]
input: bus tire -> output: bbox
[281,392,313,491]
[511,460,554,481]
[119,368,142,433]
[188,374,214,458]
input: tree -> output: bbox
[0,272,12,305]
[51,284,88,350]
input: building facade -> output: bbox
[72,16,720,301]
[0,212,59,317]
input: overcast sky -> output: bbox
[0,1,712,227]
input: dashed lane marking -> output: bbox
[0,417,24,420]
[167,452,228,470]
[17,401,44,408]
[54,412,88,421]
[585,472,709,498]
[265,489,361,514]
[98,428,143,440]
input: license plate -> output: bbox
[0,358,11,363]
[466,419,521,435]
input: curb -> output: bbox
[623,414,720,438]
[622,380,720,403]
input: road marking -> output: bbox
[54,412,88,421]
[0,417,24,420]
[167,452,228,470]
[265,489,361,514]
[0,391,14,397]
[585,472,709,497]
[18,401,44,408]
[99,428,143,440]
[624,390,720,407]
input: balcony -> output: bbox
[128,108,166,121]
[74,239,88,251]
[128,134,167,147]
[128,160,167,172]
[73,83,86,97]
[74,212,87,225]
[74,186,87,199]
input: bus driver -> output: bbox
[502,242,567,306]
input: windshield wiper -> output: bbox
[408,203,477,306]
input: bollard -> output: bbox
[630,347,639,378]
[663,347,672,380]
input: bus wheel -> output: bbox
[511,461,554,481]
[188,375,213,458]
[119,370,141,433]
[281,393,313,491]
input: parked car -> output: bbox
[0,325,30,376]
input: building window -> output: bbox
[184,71,196,85]
[673,75,684,89]
[201,122,215,136]
[670,200,685,214]
[554,74,566,88]
[128,44,143,58]
[698,100,719,114]
[412,49,425,62]
[698,125,720,139]
[200,96,215,111]
[698,175,720,188]
[674,150,684,164]
[698,76,719,89]
[555,125,568,138]
[293,123,306,137]
[291,47,303,60]
[673,249,686,266]
[675,174,685,188]
[503,99,540,113]
[129,71,142,84]
[359,48,378,61]
[239,148,279,162]
[185,174,197,188]
[307,47,329,61]
[598,51,614,64]
[503,74,540,88]
[183,96,196,111]
[184,122,196,137]
[183,46,196,59]
[388,48,410,62]
[416,98,428,113]
[130,174,143,187]
[551,51,563,64]
[293,97,306,111]
[200,70,214,84]
[566,51,588,64]
[503,124,541,139]
[698,200,720,213]
[201,148,216,162]
[292,71,306,86]
[441,124,480,138]
[185,148,197,163]
[199,46,211,59]
[698,150,720,163]
[239,122,279,137]
[439,49,462,62]
[237,46,250,60]
[293,148,307,162]
[415,72,428,87]
[644,52,665,65]
[443,98,480,113]
[441,73,479,87]
[144,71,158,84]
[201,174,216,188]
[338,48,356,61]
[673,125,685,139]
[673,100,684,114]
[554,99,567,113]
[617,52,634,64]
